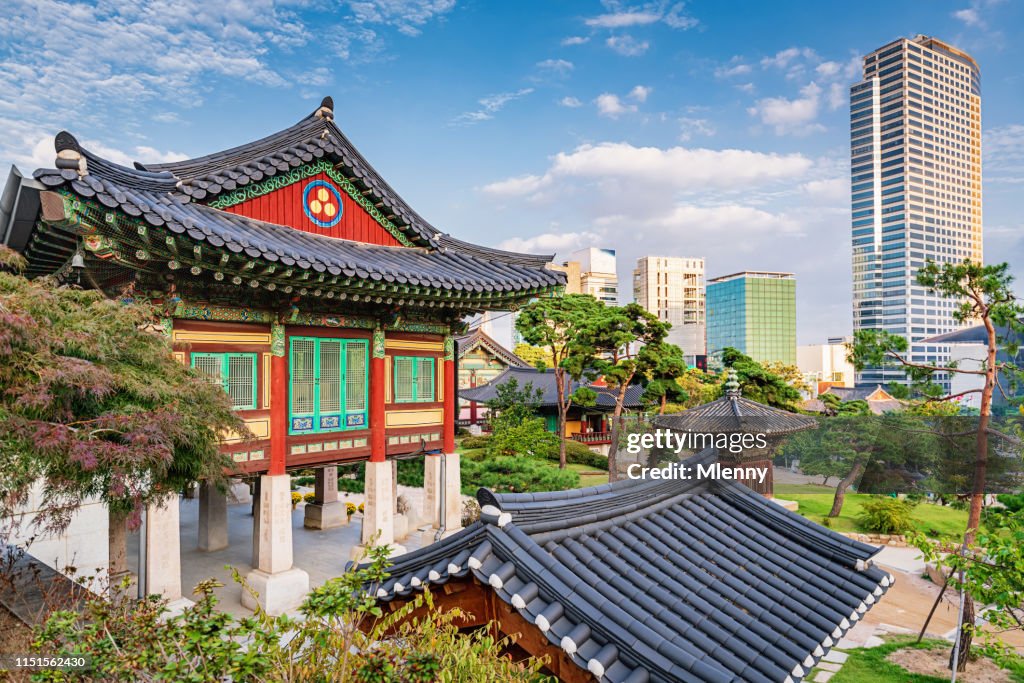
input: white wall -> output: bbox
[7,482,109,578]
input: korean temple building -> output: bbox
[455,325,531,426]
[0,97,564,613]
[370,448,891,683]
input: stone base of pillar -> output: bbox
[145,494,184,601]
[228,481,252,506]
[303,501,347,529]
[241,568,309,616]
[245,474,308,615]
[198,482,228,552]
[393,513,408,540]
[351,460,405,562]
[423,453,463,533]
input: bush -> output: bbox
[487,418,559,459]
[460,435,491,450]
[397,456,424,487]
[462,456,579,495]
[338,462,366,494]
[35,549,547,681]
[292,475,316,487]
[303,492,316,503]
[858,496,917,534]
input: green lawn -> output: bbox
[819,635,1024,682]
[783,491,967,537]
[566,462,609,487]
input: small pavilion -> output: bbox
[651,370,817,496]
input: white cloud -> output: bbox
[536,59,574,76]
[984,123,1024,183]
[584,3,698,30]
[678,117,715,141]
[748,82,824,135]
[606,35,650,56]
[715,57,752,78]
[815,61,841,77]
[482,174,549,197]
[736,82,755,94]
[760,46,818,70]
[953,7,984,27]
[586,10,661,28]
[561,35,590,46]
[595,93,638,118]
[482,142,813,199]
[628,85,653,102]
[558,96,583,108]
[800,177,848,203]
[348,0,457,36]
[452,88,534,125]
[498,231,600,253]
[826,82,846,110]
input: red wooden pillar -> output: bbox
[443,335,456,453]
[468,371,478,426]
[370,327,386,462]
[269,322,287,476]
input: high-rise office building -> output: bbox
[632,256,706,365]
[550,247,619,304]
[850,35,982,386]
[706,271,796,365]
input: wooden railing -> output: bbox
[570,431,612,445]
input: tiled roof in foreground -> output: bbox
[367,449,891,683]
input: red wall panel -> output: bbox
[223,172,403,247]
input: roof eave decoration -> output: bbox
[29,188,563,310]
[364,448,891,683]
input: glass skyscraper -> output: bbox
[850,35,982,387]
[706,271,796,365]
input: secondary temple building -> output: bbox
[0,97,564,613]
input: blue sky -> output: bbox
[1,0,1022,346]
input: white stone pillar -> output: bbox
[145,493,192,613]
[242,474,309,615]
[198,481,228,552]
[422,453,463,537]
[350,460,405,562]
[304,466,345,529]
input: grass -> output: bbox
[820,635,1024,682]
[783,490,968,537]
[566,462,609,487]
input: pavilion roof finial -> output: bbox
[314,95,334,120]
[725,366,741,398]
[54,131,87,178]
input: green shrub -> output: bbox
[486,418,559,458]
[292,475,316,487]
[460,435,492,450]
[338,462,366,494]
[397,456,425,487]
[462,456,579,495]
[857,496,917,534]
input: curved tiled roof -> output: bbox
[653,394,818,436]
[459,366,645,410]
[456,328,531,368]
[366,448,891,683]
[19,101,566,299]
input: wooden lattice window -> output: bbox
[289,337,369,434]
[393,356,436,403]
[191,353,257,410]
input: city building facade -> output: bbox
[706,271,796,365]
[632,256,706,366]
[797,336,856,395]
[850,35,982,387]
[550,247,619,304]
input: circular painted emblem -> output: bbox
[302,180,343,228]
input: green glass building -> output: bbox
[706,271,796,365]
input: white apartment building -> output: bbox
[633,256,706,365]
[797,337,856,395]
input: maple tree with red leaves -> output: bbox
[0,245,246,548]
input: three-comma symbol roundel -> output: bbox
[302,180,343,228]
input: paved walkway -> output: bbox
[153,489,438,617]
